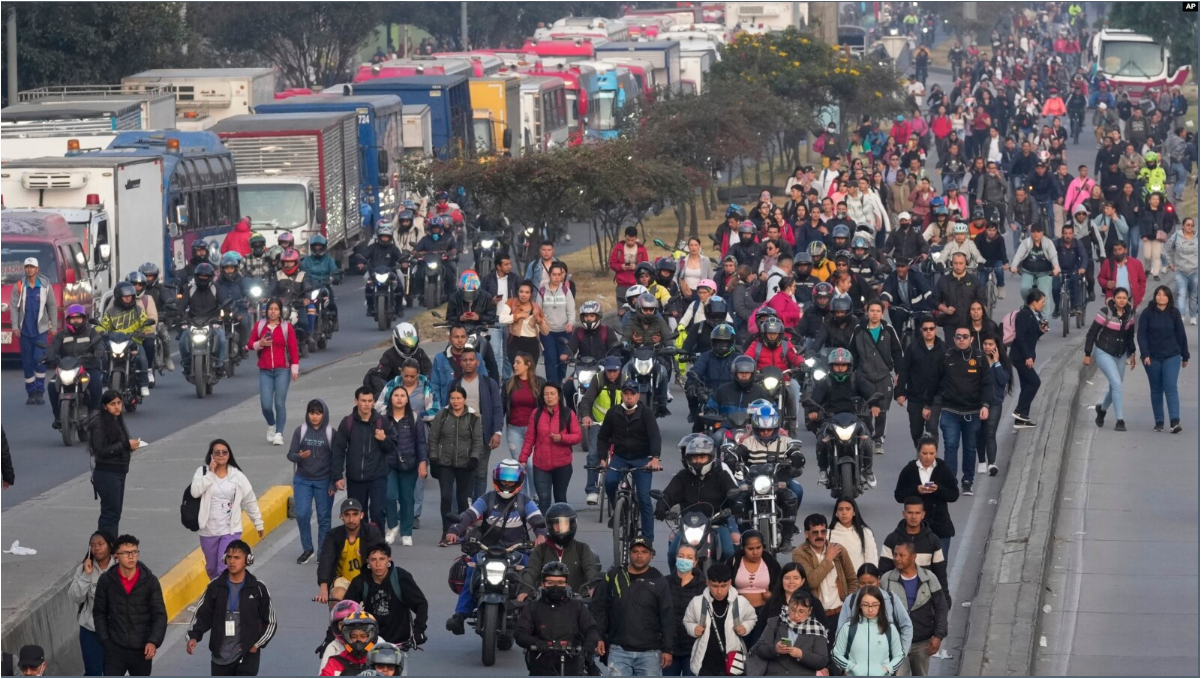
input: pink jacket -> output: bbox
[519,406,582,471]
[765,290,802,328]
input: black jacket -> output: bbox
[1008,306,1046,363]
[317,524,386,586]
[877,520,950,596]
[658,468,737,519]
[93,563,167,650]
[931,344,992,413]
[892,460,959,539]
[446,292,498,327]
[597,404,662,460]
[180,278,221,324]
[187,570,276,656]
[1,429,12,487]
[933,272,986,330]
[883,227,930,262]
[88,412,132,474]
[515,596,602,674]
[566,325,620,361]
[346,565,429,643]
[522,540,603,592]
[332,410,395,483]
[373,346,434,384]
[480,270,521,302]
[806,373,881,417]
[666,573,708,656]
[881,270,933,313]
[592,566,674,652]
[848,321,903,383]
[46,325,103,370]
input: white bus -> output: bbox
[1089,28,1190,102]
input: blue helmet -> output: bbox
[309,234,328,255]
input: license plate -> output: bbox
[0,332,11,344]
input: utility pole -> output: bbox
[460,2,468,50]
[811,2,840,47]
[6,8,16,105]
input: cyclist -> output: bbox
[597,380,663,544]
[734,402,804,536]
[1052,221,1089,319]
[445,459,548,636]
[975,220,1010,300]
[178,264,228,379]
[940,223,986,273]
[578,356,623,506]
[657,434,740,566]
[1027,162,1058,236]
[521,504,602,597]
[1008,223,1061,302]
[1009,185,1041,251]
[881,258,933,333]
[686,324,739,431]
[803,349,883,488]
[515,561,602,677]
[320,610,378,676]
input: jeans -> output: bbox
[976,403,1002,465]
[1126,222,1141,260]
[1171,161,1189,201]
[80,626,106,676]
[1174,270,1200,318]
[93,468,126,538]
[941,536,953,564]
[663,655,693,676]
[532,465,573,514]
[1052,271,1083,314]
[386,468,419,535]
[293,474,334,553]
[1145,355,1183,424]
[258,368,291,433]
[939,411,981,483]
[506,425,538,501]
[180,325,228,370]
[607,646,663,677]
[438,465,474,534]
[19,332,47,394]
[604,456,656,543]
[1015,361,1041,417]
[199,532,242,580]
[586,425,602,494]
[983,260,1006,287]
[1019,271,1053,302]
[489,327,511,380]
[1093,349,1129,420]
[49,376,103,420]
[542,330,570,383]
[346,475,389,529]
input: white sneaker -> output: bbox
[586,493,599,506]
[998,288,1006,299]
[1192,317,1198,326]
[401,536,413,546]
[148,373,156,386]
[140,386,150,397]
[272,432,284,445]
[385,526,399,544]
[267,426,276,443]
[977,462,988,474]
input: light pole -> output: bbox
[460,2,468,50]
[6,8,17,105]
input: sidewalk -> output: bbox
[1036,349,1200,675]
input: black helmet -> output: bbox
[834,249,852,263]
[191,240,209,256]
[114,281,137,309]
[831,294,852,314]
[732,355,757,387]
[249,233,267,255]
[193,262,215,282]
[706,296,728,322]
[634,262,655,282]
[831,225,851,241]
[813,282,834,308]
[545,503,578,547]
[541,560,572,580]
[972,205,986,220]
[710,323,736,356]
[655,256,676,277]
[761,317,785,347]
[539,560,572,603]
[126,271,148,293]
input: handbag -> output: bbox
[706,599,746,676]
[1156,230,1168,242]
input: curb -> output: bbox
[158,485,293,622]
[959,334,1087,675]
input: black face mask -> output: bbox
[542,585,569,603]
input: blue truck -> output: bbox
[350,76,474,160]
[254,93,403,227]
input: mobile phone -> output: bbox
[779,638,792,648]
[924,482,935,488]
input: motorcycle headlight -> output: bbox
[805,357,816,367]
[480,239,496,248]
[634,358,653,376]
[753,475,773,495]
[110,340,129,356]
[523,227,535,237]
[762,376,779,391]
[484,560,506,585]
[427,261,439,270]
[683,525,706,546]
[59,367,80,385]
[374,272,391,284]
[834,424,856,441]
[578,370,596,388]
[191,330,208,345]
[310,289,321,301]
[932,251,943,262]
[813,369,828,381]
[250,286,263,298]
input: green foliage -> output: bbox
[1107,2,1199,71]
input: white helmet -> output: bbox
[391,323,419,356]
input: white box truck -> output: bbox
[121,68,277,129]
[402,104,433,157]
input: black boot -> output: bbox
[446,613,466,635]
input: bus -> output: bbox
[535,17,630,42]
[1089,28,1190,102]
[518,76,569,152]
[724,2,808,34]
[354,56,473,83]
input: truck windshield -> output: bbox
[473,119,494,153]
[238,185,308,229]
[2,243,58,284]
[593,92,619,131]
[1100,41,1164,78]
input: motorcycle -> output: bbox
[101,319,155,412]
[473,231,505,275]
[758,366,801,436]
[245,284,265,329]
[421,251,452,309]
[650,496,736,573]
[806,400,873,500]
[219,302,244,378]
[396,251,415,312]
[455,537,533,667]
[563,355,600,452]
[308,287,336,350]
[728,442,805,553]
[48,355,93,446]
[370,265,402,331]
[185,320,223,399]
[619,344,677,414]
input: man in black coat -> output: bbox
[186,541,276,675]
[895,316,946,447]
[347,543,429,647]
[932,252,986,332]
[93,535,167,677]
[928,328,993,496]
[516,562,602,676]
[597,384,663,543]
[590,539,674,674]
[332,388,395,529]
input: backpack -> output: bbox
[1001,309,1020,346]
[360,566,404,605]
[253,319,295,353]
[180,471,203,532]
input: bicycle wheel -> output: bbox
[611,496,629,568]
[1061,285,1070,337]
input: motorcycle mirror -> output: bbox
[653,238,668,248]
[431,311,443,319]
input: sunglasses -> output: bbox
[954,334,972,339]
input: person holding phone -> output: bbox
[890,436,959,565]
[191,440,265,580]
[88,390,141,537]
[748,590,831,676]
[247,299,301,447]
[69,531,116,676]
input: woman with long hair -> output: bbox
[1084,288,1138,431]
[676,237,714,300]
[429,386,483,543]
[977,336,1013,476]
[69,530,115,675]
[829,498,878,573]
[1137,285,1190,433]
[383,386,427,546]
[246,298,301,446]
[502,281,549,367]
[190,439,264,578]
[1164,217,1199,324]
[519,382,581,513]
[967,300,999,353]
[504,352,545,491]
[728,529,782,647]
[832,586,905,676]
[87,390,141,537]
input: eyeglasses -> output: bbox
[809,529,827,536]
[954,334,971,339]
[116,550,140,557]
[212,449,230,456]
[860,602,881,610]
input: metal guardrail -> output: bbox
[18,84,174,102]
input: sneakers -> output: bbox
[446,614,466,635]
[817,470,829,486]
[51,419,61,430]
[977,462,988,474]
[401,536,413,546]
[385,526,399,544]
[873,439,884,455]
[413,517,421,530]
[1171,419,1182,434]
[267,426,276,443]
[1191,317,1198,326]
[1094,405,1107,427]
[962,479,974,496]
[1114,420,1126,432]
[864,472,877,488]
[140,386,150,397]
[1013,414,1037,428]
[988,463,999,476]
[586,492,599,506]
[1154,422,1165,432]
[272,432,284,446]
[148,373,156,387]
[998,287,1006,299]
[297,549,315,564]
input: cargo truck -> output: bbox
[402,105,434,157]
[121,68,277,130]
[595,41,682,93]
[467,76,521,156]
[351,76,474,160]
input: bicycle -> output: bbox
[584,462,660,568]
[1056,271,1087,337]
[984,267,1000,319]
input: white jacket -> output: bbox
[845,191,890,233]
[683,588,758,675]
[941,237,986,269]
[828,523,879,575]
[191,465,264,537]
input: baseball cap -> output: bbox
[22,257,38,268]
[630,536,655,553]
[340,497,364,514]
[602,356,623,371]
[18,645,44,669]
[897,211,912,221]
[620,380,640,393]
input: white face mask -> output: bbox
[621,400,639,412]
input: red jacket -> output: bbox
[1098,257,1147,309]
[765,291,802,328]
[931,116,952,140]
[245,319,300,370]
[320,650,367,676]
[518,406,583,471]
[744,339,804,372]
[609,242,648,287]
[889,121,910,145]
[221,217,252,256]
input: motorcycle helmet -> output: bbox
[458,269,481,302]
[830,294,853,317]
[391,322,420,355]
[377,225,395,244]
[193,263,215,286]
[725,204,747,221]
[929,196,945,210]
[833,249,852,264]
[951,223,969,235]
[681,434,716,478]
[266,245,284,265]
[851,235,871,259]
[579,300,602,330]
[397,210,415,232]
[710,323,736,357]
[340,611,379,654]
[828,347,853,381]
[249,232,267,256]
[794,251,813,269]
[545,503,578,547]
[831,224,851,242]
[754,306,778,329]
[813,282,835,309]
[971,205,986,221]
[737,220,756,237]
[309,234,328,257]
[220,253,241,280]
[731,355,757,388]
[492,459,525,499]
[706,296,728,323]
[624,285,648,307]
[634,262,656,285]
[808,240,827,261]
[436,189,450,203]
[540,561,572,603]
[278,232,295,250]
[65,304,88,333]
[749,399,781,442]
[190,239,209,260]
[1144,151,1159,165]
[329,600,362,637]
[637,292,659,316]
[655,257,677,286]
[126,271,148,296]
[279,249,301,275]
[761,317,785,348]
[138,262,160,285]
[934,206,950,218]
[366,642,405,674]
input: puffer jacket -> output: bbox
[848,321,903,383]
[1085,300,1137,359]
[428,407,483,469]
[220,217,252,256]
[93,562,167,651]
[518,406,582,471]
[683,589,758,675]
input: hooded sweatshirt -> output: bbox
[220,217,252,256]
[288,399,335,481]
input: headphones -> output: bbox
[222,540,254,566]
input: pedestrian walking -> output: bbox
[896,316,945,447]
[1098,240,1147,308]
[447,346,504,499]
[792,514,859,642]
[1163,217,1199,324]
[502,282,550,368]
[382,386,428,547]
[728,530,782,648]
[1137,286,1190,433]
[747,590,830,676]
[831,585,905,677]
[345,543,429,648]
[976,337,1012,476]
[185,541,276,676]
[315,498,384,605]
[591,537,675,676]
[1009,290,1049,428]
[878,542,948,677]
[333,387,394,530]
[246,299,301,446]
[877,496,951,596]
[538,262,576,384]
[665,545,707,676]
[9,256,57,405]
[69,531,115,676]
[928,328,992,495]
[849,301,904,455]
[829,499,878,575]
[1138,192,1176,281]
[503,352,544,499]
[191,439,265,580]
[835,565,913,663]
[428,386,483,542]
[682,562,758,676]
[92,535,167,677]
[376,358,439,529]
[2,427,12,490]
[287,399,336,565]
[1084,291,1138,431]
[88,390,141,537]
[519,382,582,514]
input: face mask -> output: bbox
[675,558,695,574]
[432,233,440,241]
[542,585,569,603]
[1114,253,1126,262]
[621,400,638,411]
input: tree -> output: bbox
[1108,2,1199,71]
[191,2,383,87]
[1,3,186,100]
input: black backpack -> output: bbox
[180,469,203,532]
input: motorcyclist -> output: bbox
[620,294,674,417]
[803,348,882,488]
[831,253,872,316]
[178,263,228,379]
[271,249,317,337]
[179,239,214,284]
[686,324,739,431]
[634,262,672,310]
[653,257,682,301]
[365,225,404,317]
[940,223,986,271]
[797,282,835,348]
[728,222,763,268]
[446,270,500,377]
[922,206,952,245]
[828,224,853,254]
[734,402,804,541]
[393,208,421,251]
[413,216,459,298]
[677,281,730,354]
[715,204,748,257]
[46,304,104,429]
[216,252,252,347]
[137,262,177,370]
[125,271,161,387]
[365,642,406,677]
[577,356,624,505]
[810,293,857,353]
[848,234,884,289]
[98,281,151,399]
[1138,152,1168,198]
[514,561,602,677]
[302,234,342,327]
[614,284,648,329]
[367,323,433,393]
[883,212,930,263]
[880,257,933,330]
[241,232,274,284]
[792,253,820,305]
[744,316,803,426]
[445,459,548,636]
[808,241,837,282]
[320,611,377,676]
[656,434,740,566]
[520,504,602,597]
[564,300,619,364]
[705,354,771,430]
